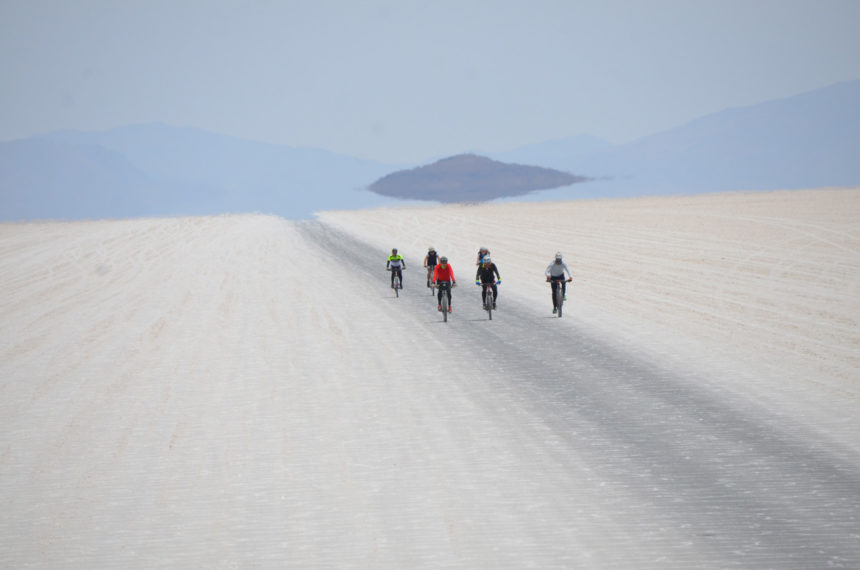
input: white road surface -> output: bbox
[1,189,859,568]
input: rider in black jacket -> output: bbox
[475,256,501,309]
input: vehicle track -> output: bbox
[304,219,860,569]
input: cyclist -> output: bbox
[424,246,438,288]
[432,255,456,312]
[545,252,573,313]
[475,255,501,309]
[476,246,490,265]
[386,248,405,289]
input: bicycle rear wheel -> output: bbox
[442,289,448,322]
[394,275,400,297]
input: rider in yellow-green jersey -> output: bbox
[386,248,405,289]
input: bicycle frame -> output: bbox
[436,280,453,322]
[387,267,404,297]
[548,278,572,318]
[425,264,436,294]
[479,281,498,320]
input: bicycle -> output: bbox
[548,277,572,317]
[387,267,404,297]
[425,265,436,295]
[478,281,499,320]
[435,280,454,322]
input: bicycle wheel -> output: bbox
[485,287,493,320]
[556,285,564,318]
[394,275,400,297]
[442,288,448,322]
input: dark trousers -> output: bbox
[436,282,452,304]
[550,278,567,308]
[480,282,498,304]
[390,267,402,287]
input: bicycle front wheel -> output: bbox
[556,286,564,318]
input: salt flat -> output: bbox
[1,188,859,568]
[320,188,860,446]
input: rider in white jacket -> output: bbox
[545,252,573,312]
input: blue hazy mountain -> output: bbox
[2,79,858,220]
[488,134,612,171]
[1,124,399,221]
[491,79,860,199]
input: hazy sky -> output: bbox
[2,0,859,163]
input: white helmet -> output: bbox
[483,255,492,263]
[555,252,563,260]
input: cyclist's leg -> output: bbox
[491,284,498,304]
[551,279,559,308]
[396,268,403,287]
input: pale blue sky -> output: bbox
[2,0,859,163]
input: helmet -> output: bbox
[392,248,398,253]
[479,246,488,253]
[428,246,435,252]
[440,256,448,263]
[555,252,563,260]
[483,255,492,263]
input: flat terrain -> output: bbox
[2,188,858,568]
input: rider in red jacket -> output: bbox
[432,256,456,312]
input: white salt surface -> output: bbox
[2,189,859,568]
[320,188,860,446]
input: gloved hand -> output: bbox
[475,280,481,285]
[496,279,502,284]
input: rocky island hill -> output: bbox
[368,153,589,202]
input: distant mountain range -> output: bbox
[0,124,400,221]
[489,79,860,199]
[368,154,588,202]
[1,79,858,220]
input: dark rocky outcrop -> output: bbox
[368,154,589,202]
